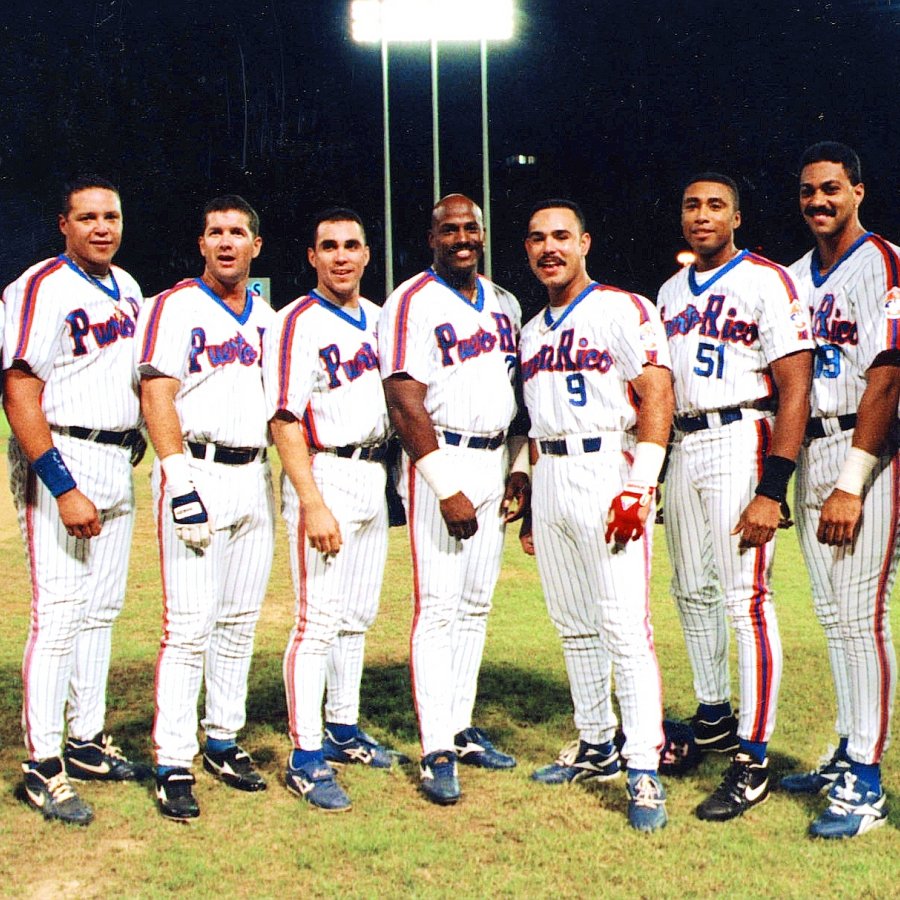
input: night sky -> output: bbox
[1,0,897,320]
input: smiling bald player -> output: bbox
[378,194,527,805]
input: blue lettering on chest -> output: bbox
[66,306,137,356]
[521,328,614,382]
[433,312,516,367]
[812,293,858,345]
[187,328,259,373]
[319,341,379,389]
[664,293,758,346]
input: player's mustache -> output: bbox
[804,206,836,218]
[538,255,565,266]
[449,242,480,253]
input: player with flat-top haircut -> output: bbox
[138,194,275,821]
[266,207,404,813]
[520,198,674,833]
[780,141,900,839]
[658,172,814,822]
[3,176,150,826]
[378,193,528,805]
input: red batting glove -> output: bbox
[605,483,655,544]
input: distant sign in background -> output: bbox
[249,277,271,305]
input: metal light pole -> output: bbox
[431,36,441,204]
[480,38,492,279]
[381,34,394,293]
[351,0,514,290]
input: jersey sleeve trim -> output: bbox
[868,234,900,289]
[276,295,317,411]
[745,252,810,339]
[390,272,434,372]
[139,279,194,364]
[13,257,67,360]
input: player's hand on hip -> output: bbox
[304,503,343,556]
[171,489,212,549]
[605,483,653,546]
[500,471,530,523]
[440,491,478,540]
[817,489,862,546]
[732,495,780,548]
[57,489,102,539]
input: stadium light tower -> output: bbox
[351,0,515,288]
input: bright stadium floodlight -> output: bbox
[351,0,514,42]
[351,0,515,283]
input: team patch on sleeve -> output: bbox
[883,286,900,319]
[789,297,810,334]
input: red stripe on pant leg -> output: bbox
[749,419,774,741]
[872,455,900,760]
[285,503,310,747]
[406,464,425,753]
[152,470,171,759]
[21,471,40,758]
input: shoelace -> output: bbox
[45,772,78,803]
[101,736,129,761]
[831,774,862,807]
[555,741,581,766]
[630,775,662,807]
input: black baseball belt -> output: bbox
[441,429,506,451]
[675,406,751,433]
[187,441,266,466]
[53,425,142,448]
[319,443,389,462]
[805,414,857,440]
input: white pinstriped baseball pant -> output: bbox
[282,453,388,750]
[795,431,898,764]
[151,454,274,769]
[666,416,783,744]
[399,443,508,755]
[532,445,664,771]
[10,433,135,761]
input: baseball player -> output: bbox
[137,195,275,821]
[781,142,899,839]
[267,208,401,813]
[520,199,673,833]
[378,194,527,805]
[3,176,149,826]
[658,173,813,821]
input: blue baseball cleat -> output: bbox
[531,739,621,785]
[323,728,408,769]
[285,759,351,812]
[780,746,850,794]
[808,772,887,839]
[626,771,668,833]
[453,727,516,769]
[420,750,461,805]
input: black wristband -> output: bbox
[755,454,795,502]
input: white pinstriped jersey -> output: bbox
[658,250,813,415]
[3,255,143,429]
[520,282,671,439]
[266,291,389,448]
[790,233,900,418]
[136,278,274,448]
[378,269,521,434]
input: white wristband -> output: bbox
[508,434,531,476]
[415,449,462,500]
[160,453,195,496]
[834,446,879,496]
[628,441,666,490]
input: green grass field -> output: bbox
[0,434,897,898]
